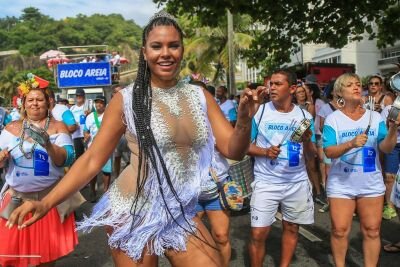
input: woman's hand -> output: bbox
[6,200,50,229]
[350,134,368,148]
[237,87,267,121]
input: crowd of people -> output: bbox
[1,10,400,267]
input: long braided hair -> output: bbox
[129,13,213,245]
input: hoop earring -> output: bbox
[337,97,345,108]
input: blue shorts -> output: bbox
[196,197,224,212]
[384,143,400,174]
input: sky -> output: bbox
[0,0,162,26]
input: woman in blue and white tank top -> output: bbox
[322,73,399,267]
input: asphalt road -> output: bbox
[57,188,400,267]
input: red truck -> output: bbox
[294,62,356,86]
[264,62,356,87]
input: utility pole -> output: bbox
[227,9,235,96]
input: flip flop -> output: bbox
[383,242,400,253]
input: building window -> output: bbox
[382,49,400,59]
[318,55,341,64]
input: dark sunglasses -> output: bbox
[368,82,380,86]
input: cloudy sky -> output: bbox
[0,0,162,25]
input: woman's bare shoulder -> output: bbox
[4,120,22,135]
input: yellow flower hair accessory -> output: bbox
[18,73,50,96]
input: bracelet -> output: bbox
[235,123,250,131]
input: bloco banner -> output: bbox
[57,62,112,88]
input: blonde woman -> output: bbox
[323,73,399,267]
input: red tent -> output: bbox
[47,58,71,68]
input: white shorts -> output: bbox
[250,179,314,227]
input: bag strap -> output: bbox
[328,102,336,112]
[377,94,385,104]
[209,168,230,209]
[93,111,101,129]
[254,104,266,145]
[299,105,306,119]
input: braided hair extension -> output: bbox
[129,14,216,249]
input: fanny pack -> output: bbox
[0,193,22,220]
[210,169,243,211]
[0,183,85,223]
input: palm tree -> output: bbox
[179,14,253,84]
[0,66,18,105]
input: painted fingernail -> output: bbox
[8,223,13,229]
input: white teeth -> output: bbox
[159,62,173,66]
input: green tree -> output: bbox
[0,66,19,103]
[20,7,46,23]
[179,14,253,83]
[155,0,398,73]
[0,9,143,57]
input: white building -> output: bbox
[288,37,400,78]
[378,41,400,76]
[235,57,262,84]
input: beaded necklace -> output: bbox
[19,116,50,159]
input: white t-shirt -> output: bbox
[70,104,86,139]
[251,102,315,184]
[318,102,336,119]
[317,102,336,132]
[51,104,76,127]
[0,130,72,192]
[85,111,104,146]
[112,54,121,66]
[381,105,400,143]
[219,99,237,122]
[323,110,387,196]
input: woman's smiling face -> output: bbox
[143,25,183,88]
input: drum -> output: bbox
[24,122,49,147]
[290,118,311,143]
[228,156,254,198]
[388,96,400,121]
[390,72,400,93]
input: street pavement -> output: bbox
[57,188,400,267]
